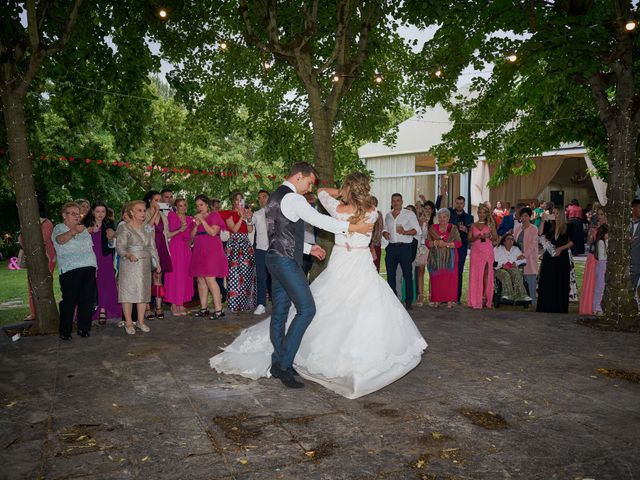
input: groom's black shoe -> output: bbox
[288,367,300,377]
[270,365,304,389]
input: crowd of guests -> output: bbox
[21,182,640,340]
[377,185,640,317]
[41,188,270,340]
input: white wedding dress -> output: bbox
[209,191,428,399]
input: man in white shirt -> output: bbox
[252,189,270,315]
[265,162,373,389]
[383,193,420,310]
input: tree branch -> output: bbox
[586,72,616,130]
[17,0,83,96]
[317,0,351,74]
[238,0,294,59]
[26,0,40,53]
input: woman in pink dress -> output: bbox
[426,208,462,308]
[189,195,228,320]
[514,207,540,305]
[468,205,498,309]
[165,198,194,316]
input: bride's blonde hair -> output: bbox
[338,172,374,223]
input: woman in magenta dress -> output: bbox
[426,208,462,308]
[189,195,228,320]
[144,191,173,319]
[165,198,194,316]
[84,201,122,324]
[468,205,498,309]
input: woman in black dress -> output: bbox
[536,207,574,313]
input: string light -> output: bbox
[507,54,517,62]
[219,41,228,51]
[158,8,168,19]
[434,69,443,78]
[625,20,636,31]
[263,60,273,70]
[332,74,340,83]
[374,74,384,84]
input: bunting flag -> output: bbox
[0,149,336,184]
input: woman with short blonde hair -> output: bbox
[116,200,160,334]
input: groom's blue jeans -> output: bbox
[266,252,316,370]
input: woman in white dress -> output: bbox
[210,172,427,399]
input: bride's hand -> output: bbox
[310,244,326,261]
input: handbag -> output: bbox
[415,244,429,266]
[220,230,230,242]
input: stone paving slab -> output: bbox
[1,307,639,480]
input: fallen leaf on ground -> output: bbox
[238,458,248,464]
[305,451,316,458]
[141,456,149,462]
[431,432,443,440]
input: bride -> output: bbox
[209,172,427,399]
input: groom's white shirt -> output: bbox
[280,181,350,254]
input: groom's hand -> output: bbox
[310,244,326,261]
[348,219,374,235]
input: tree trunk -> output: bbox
[307,88,335,183]
[602,125,639,327]
[307,92,338,280]
[1,91,59,333]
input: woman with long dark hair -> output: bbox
[84,201,121,324]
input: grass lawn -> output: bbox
[0,253,585,327]
[0,266,61,326]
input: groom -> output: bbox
[265,162,373,388]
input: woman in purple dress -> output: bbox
[144,191,174,319]
[84,201,122,324]
[165,198,194,316]
[189,195,229,320]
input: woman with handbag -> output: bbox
[115,201,160,334]
[144,191,173,319]
[189,195,229,319]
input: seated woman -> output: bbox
[493,234,532,303]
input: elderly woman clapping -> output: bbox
[52,202,98,340]
[425,208,462,308]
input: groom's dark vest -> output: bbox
[265,185,305,265]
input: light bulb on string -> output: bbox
[625,20,636,31]
[434,69,443,78]
[219,41,228,51]
[374,74,383,84]
[507,54,517,62]
[158,8,168,19]
[263,60,273,70]
[332,74,340,83]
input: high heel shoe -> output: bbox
[155,308,164,319]
[193,308,210,317]
[416,294,424,307]
[98,310,107,325]
[210,310,225,320]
